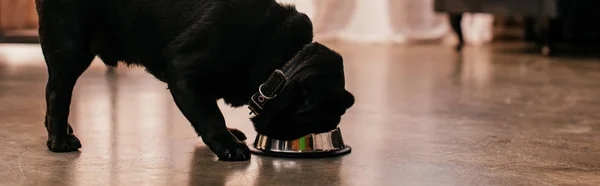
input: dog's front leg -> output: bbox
[167,78,251,161]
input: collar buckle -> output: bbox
[248,69,288,116]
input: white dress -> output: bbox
[276,0,494,45]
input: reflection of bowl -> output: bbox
[249,128,351,158]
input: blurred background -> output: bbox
[0,0,38,43]
[2,0,600,54]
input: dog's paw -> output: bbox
[216,142,251,161]
[228,128,247,141]
[47,134,82,152]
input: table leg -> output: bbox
[537,16,557,56]
[449,13,464,51]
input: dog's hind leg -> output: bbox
[37,1,94,152]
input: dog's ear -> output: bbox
[289,43,354,115]
[286,42,347,85]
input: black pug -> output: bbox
[35,0,355,161]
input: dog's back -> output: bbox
[37,0,312,81]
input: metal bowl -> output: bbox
[249,127,351,158]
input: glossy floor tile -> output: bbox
[1,42,599,186]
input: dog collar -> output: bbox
[248,54,299,116]
[248,69,287,116]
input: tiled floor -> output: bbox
[1,42,599,185]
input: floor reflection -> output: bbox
[188,147,252,186]
[459,47,493,90]
[252,157,343,185]
[46,153,81,186]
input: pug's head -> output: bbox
[251,42,355,140]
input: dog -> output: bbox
[35,0,355,161]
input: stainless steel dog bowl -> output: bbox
[249,128,351,158]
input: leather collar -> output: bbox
[248,57,296,116]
